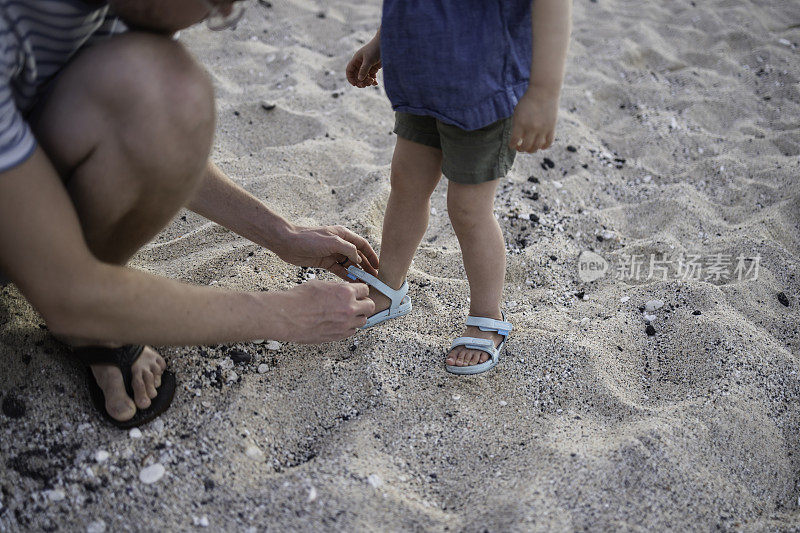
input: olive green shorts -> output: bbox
[393,112,517,184]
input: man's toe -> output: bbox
[92,366,136,422]
[132,371,152,409]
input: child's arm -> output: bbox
[346,29,382,88]
[509,0,572,153]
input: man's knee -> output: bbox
[100,33,215,160]
[39,32,215,183]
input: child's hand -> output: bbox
[509,89,560,153]
[346,35,381,88]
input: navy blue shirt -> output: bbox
[381,0,532,131]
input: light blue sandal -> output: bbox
[346,265,412,329]
[445,314,513,375]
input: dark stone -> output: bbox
[566,145,577,152]
[527,176,539,183]
[549,255,557,261]
[645,324,656,336]
[529,213,539,223]
[261,102,276,111]
[317,11,326,18]
[777,292,790,307]
[596,235,604,242]
[331,92,339,98]
[229,349,251,365]
[204,478,215,491]
[233,110,240,116]
[692,310,702,315]
[575,291,585,299]
[2,395,25,418]
[543,157,555,169]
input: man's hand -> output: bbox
[275,280,375,343]
[346,32,381,88]
[509,88,560,153]
[275,225,379,280]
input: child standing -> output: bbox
[345,0,571,374]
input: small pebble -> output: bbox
[86,520,107,533]
[229,349,251,364]
[643,313,656,322]
[94,450,110,463]
[644,299,664,313]
[245,445,263,459]
[44,489,65,502]
[193,516,209,528]
[367,474,383,488]
[499,400,508,406]
[777,292,789,307]
[139,463,166,484]
[260,101,276,111]
[307,486,318,502]
[151,419,165,433]
[2,395,25,419]
[451,395,461,401]
[645,324,656,336]
[226,370,239,383]
[129,428,142,439]
[266,341,282,351]
[692,310,702,316]
[620,296,630,303]
[580,317,590,328]
[257,364,269,374]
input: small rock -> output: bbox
[94,450,110,463]
[151,419,165,433]
[245,445,263,459]
[451,395,461,401]
[499,400,507,406]
[2,395,25,418]
[139,463,166,484]
[620,296,630,303]
[44,489,65,502]
[129,428,142,439]
[260,101,276,111]
[86,520,107,533]
[229,349,251,365]
[266,341,282,351]
[580,317,590,328]
[643,313,656,322]
[252,339,265,344]
[226,370,239,383]
[193,516,209,528]
[777,292,790,307]
[367,474,383,488]
[692,310,702,316]
[257,364,269,374]
[644,299,664,313]
[645,324,656,336]
[566,145,577,152]
[307,486,318,502]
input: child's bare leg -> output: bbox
[445,179,506,367]
[370,137,442,312]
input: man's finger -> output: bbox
[328,262,349,281]
[332,226,379,268]
[345,58,361,85]
[354,297,375,317]
[358,250,378,276]
[350,282,370,299]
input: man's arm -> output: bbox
[0,149,373,346]
[187,161,379,279]
[509,0,572,153]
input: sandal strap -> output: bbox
[465,316,513,336]
[73,344,144,367]
[450,337,499,363]
[346,266,408,313]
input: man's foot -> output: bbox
[445,322,504,367]
[90,346,167,422]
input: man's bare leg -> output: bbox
[444,180,506,367]
[368,138,442,312]
[32,33,215,421]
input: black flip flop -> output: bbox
[73,345,176,429]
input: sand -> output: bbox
[2,0,800,530]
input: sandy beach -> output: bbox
[1,0,799,530]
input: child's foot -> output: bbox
[368,285,392,316]
[445,320,505,367]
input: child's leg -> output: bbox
[445,179,506,367]
[370,137,443,312]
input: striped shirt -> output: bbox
[0,0,123,172]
